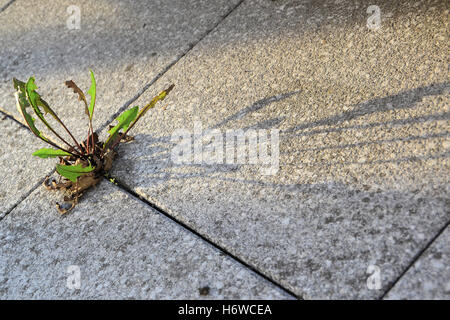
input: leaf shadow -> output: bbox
[112,81,449,191]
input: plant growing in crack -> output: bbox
[13,70,174,214]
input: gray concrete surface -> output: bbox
[385,226,449,300]
[0,0,448,299]
[0,179,292,299]
[0,0,240,138]
[105,0,449,299]
[0,115,53,219]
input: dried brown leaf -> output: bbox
[65,80,89,115]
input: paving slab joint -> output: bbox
[0,169,54,222]
[0,0,14,13]
[106,175,301,300]
[0,109,28,130]
[0,0,246,224]
[0,110,57,221]
[380,221,450,299]
[96,0,246,134]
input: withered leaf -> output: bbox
[65,80,89,115]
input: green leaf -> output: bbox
[24,77,68,123]
[87,69,96,120]
[32,148,72,158]
[103,106,139,149]
[13,78,49,142]
[18,77,81,156]
[104,84,175,151]
[25,77,39,109]
[56,163,95,182]
[37,96,58,118]
[25,77,61,135]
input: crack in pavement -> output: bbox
[0,0,246,219]
[380,221,450,299]
[0,0,14,13]
[97,0,246,134]
[104,175,301,300]
[0,0,296,298]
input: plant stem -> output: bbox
[46,126,83,156]
[52,113,84,154]
[89,119,94,154]
[108,84,174,152]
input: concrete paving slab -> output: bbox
[0,0,240,139]
[105,0,450,299]
[0,179,292,299]
[0,115,53,219]
[384,225,449,300]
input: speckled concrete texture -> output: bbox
[0,0,240,138]
[385,225,449,300]
[106,0,449,298]
[0,180,292,299]
[1,0,449,299]
[0,115,53,219]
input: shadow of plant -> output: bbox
[110,81,449,190]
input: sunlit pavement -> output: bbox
[0,0,448,299]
